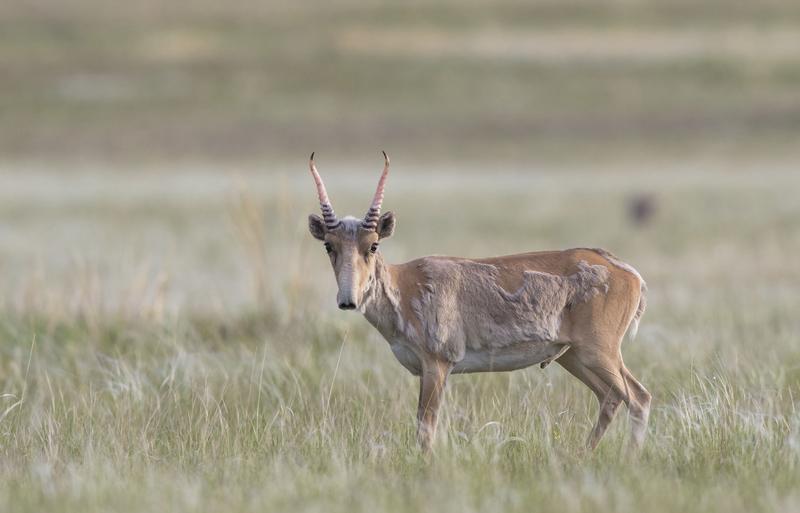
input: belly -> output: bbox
[452,341,570,374]
[388,338,570,376]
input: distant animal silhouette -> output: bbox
[628,194,657,227]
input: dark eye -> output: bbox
[324,242,333,254]
[369,243,379,254]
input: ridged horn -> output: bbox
[362,151,389,230]
[309,152,340,229]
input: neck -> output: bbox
[361,253,402,339]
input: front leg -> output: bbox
[417,357,453,452]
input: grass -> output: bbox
[0,168,798,512]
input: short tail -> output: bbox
[627,281,647,340]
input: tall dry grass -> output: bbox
[0,168,798,512]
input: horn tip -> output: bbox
[310,151,315,161]
[382,151,389,164]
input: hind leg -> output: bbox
[621,365,652,449]
[579,350,650,451]
[558,351,624,450]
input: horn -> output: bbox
[362,151,390,230]
[309,152,340,229]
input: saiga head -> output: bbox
[308,152,396,310]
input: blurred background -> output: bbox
[3,0,800,165]
[2,0,799,315]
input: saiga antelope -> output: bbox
[307,153,651,451]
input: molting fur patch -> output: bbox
[410,258,610,363]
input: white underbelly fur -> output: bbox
[390,339,569,375]
[453,341,570,373]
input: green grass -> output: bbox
[0,169,799,512]
[2,308,798,513]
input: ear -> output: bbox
[308,214,326,241]
[376,211,396,240]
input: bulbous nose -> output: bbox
[338,302,357,310]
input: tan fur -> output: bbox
[310,215,650,452]
[578,247,647,339]
[408,257,609,363]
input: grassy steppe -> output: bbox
[0,169,798,512]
